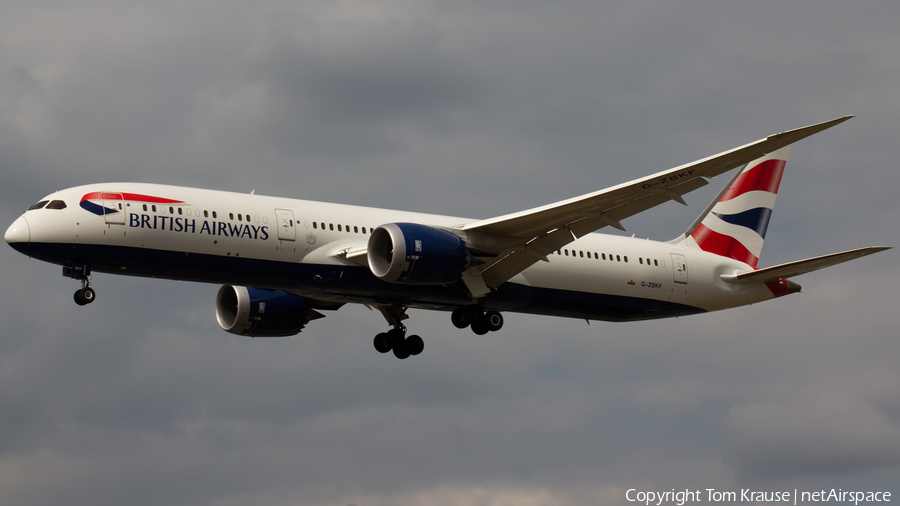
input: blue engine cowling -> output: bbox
[215,285,320,337]
[367,223,469,284]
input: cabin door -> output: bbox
[671,253,688,284]
[275,209,296,241]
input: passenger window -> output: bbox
[152,205,157,212]
[237,214,242,221]
[617,255,621,262]
[362,227,367,234]
[213,211,217,218]
[354,226,358,233]
[229,213,234,220]
[579,251,584,258]
[313,222,317,229]
[178,208,183,215]
[654,260,658,266]
[564,249,569,256]
[602,253,606,260]
[346,225,350,233]
[640,258,644,264]
[169,207,174,214]
[143,204,148,211]
[46,200,67,210]
[329,224,334,231]
[27,200,49,211]
[338,224,342,231]
[594,253,598,259]
[624,256,628,263]
[204,210,209,218]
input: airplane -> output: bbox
[4,116,890,359]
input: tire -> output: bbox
[74,289,88,306]
[392,340,411,359]
[373,332,392,353]
[485,310,503,332]
[406,335,424,356]
[386,328,405,347]
[471,320,489,336]
[451,308,469,329]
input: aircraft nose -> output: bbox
[5,215,30,254]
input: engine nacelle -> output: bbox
[215,285,318,337]
[367,223,469,284]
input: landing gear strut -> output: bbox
[451,305,503,335]
[64,265,96,306]
[373,305,424,359]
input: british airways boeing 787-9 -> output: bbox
[5,116,889,358]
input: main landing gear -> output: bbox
[373,328,424,359]
[370,304,504,358]
[373,305,424,360]
[63,265,96,306]
[451,305,503,335]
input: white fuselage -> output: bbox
[8,182,783,322]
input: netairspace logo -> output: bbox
[626,488,891,505]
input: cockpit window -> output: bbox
[46,200,67,210]
[28,200,49,211]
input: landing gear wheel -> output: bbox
[471,320,489,335]
[451,308,469,329]
[406,335,424,356]
[484,310,503,332]
[374,332,392,353]
[74,287,96,306]
[392,339,411,359]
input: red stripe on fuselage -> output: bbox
[81,192,184,204]
[720,159,786,201]
[690,223,759,267]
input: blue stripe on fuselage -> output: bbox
[22,242,705,322]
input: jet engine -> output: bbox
[367,223,470,284]
[215,285,323,337]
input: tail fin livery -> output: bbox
[682,145,791,267]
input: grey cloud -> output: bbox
[725,391,900,481]
[1,1,899,505]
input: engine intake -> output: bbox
[367,223,469,284]
[215,285,321,337]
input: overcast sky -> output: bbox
[1,1,898,505]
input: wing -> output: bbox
[459,116,854,289]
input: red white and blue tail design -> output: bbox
[683,145,791,268]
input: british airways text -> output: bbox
[129,214,269,240]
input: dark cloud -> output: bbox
[1,1,899,505]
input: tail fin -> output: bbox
[680,145,791,267]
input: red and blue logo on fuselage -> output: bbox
[79,192,185,216]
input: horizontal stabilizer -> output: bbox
[720,246,891,284]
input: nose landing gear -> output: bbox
[64,265,96,306]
